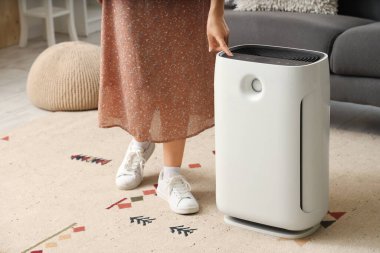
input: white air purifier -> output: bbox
[214,44,330,239]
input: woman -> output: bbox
[97,0,232,215]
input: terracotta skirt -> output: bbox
[98,0,216,143]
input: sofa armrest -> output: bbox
[331,22,380,78]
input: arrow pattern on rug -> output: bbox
[1,136,9,141]
[106,185,157,210]
[131,196,144,202]
[320,220,336,228]
[320,210,346,229]
[21,223,85,253]
[71,154,111,165]
[278,210,347,247]
[58,234,71,240]
[188,163,201,169]
[130,216,156,226]
[143,189,156,195]
[45,242,57,248]
[118,202,132,209]
[106,197,128,209]
[328,211,346,220]
[73,226,86,232]
[170,225,197,236]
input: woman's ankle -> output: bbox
[132,137,150,150]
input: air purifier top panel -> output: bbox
[220,44,325,66]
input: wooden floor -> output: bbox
[1,31,380,135]
[0,32,100,134]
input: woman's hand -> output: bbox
[207,0,233,56]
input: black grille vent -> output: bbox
[232,46,321,63]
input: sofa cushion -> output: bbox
[225,9,373,55]
[330,22,380,78]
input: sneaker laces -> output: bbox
[123,148,146,176]
[167,175,192,199]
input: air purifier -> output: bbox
[214,44,330,239]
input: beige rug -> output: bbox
[0,110,379,253]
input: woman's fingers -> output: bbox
[208,34,233,56]
[206,13,233,56]
[216,36,233,56]
[207,34,215,52]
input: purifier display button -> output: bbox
[251,79,262,92]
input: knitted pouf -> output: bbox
[27,41,101,111]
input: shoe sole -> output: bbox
[116,142,156,190]
[156,188,199,214]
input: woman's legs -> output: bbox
[115,137,156,190]
[163,138,186,167]
[156,90,200,214]
[157,137,199,214]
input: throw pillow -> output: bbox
[225,0,236,9]
[234,0,338,15]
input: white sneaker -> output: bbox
[156,170,199,214]
[115,139,155,190]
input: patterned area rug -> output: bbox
[0,110,379,253]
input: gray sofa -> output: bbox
[224,0,380,107]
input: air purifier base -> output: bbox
[224,215,320,239]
